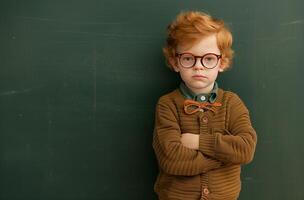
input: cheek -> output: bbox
[209,71,219,80]
[179,70,192,82]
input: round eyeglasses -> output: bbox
[176,53,222,69]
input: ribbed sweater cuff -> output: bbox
[199,133,216,157]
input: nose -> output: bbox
[192,58,205,70]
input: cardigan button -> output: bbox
[202,116,208,123]
[203,188,210,195]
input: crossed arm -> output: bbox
[153,95,257,176]
[181,95,257,165]
[153,99,223,176]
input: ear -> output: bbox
[219,59,227,72]
[169,57,180,72]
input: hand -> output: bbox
[180,133,199,150]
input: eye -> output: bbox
[204,55,216,62]
[179,54,196,67]
[182,55,194,61]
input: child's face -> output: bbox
[170,34,224,94]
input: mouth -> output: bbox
[192,75,208,79]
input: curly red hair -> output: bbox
[163,11,234,71]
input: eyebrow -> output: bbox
[177,52,221,55]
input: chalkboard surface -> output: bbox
[1,0,304,199]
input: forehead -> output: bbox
[177,34,220,55]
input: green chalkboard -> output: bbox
[0,0,304,199]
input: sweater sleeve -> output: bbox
[199,93,257,165]
[153,97,223,176]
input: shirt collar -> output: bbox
[179,82,218,103]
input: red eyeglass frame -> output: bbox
[175,52,222,69]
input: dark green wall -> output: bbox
[1,0,303,199]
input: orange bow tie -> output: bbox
[184,99,222,114]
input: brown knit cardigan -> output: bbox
[153,88,257,200]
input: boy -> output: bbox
[153,11,257,200]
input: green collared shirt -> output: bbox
[179,82,218,103]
